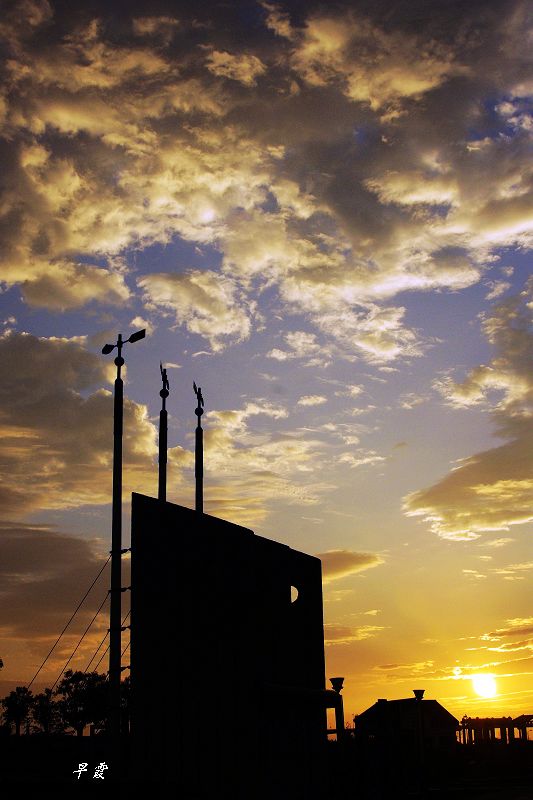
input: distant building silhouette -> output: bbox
[513,714,533,741]
[354,690,459,752]
[130,493,333,798]
[460,714,533,744]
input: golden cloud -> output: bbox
[200,402,335,526]
[291,11,464,110]
[324,623,385,645]
[0,522,111,638]
[0,328,338,528]
[0,0,530,364]
[487,618,533,639]
[318,549,384,582]
[0,332,160,516]
[139,270,253,352]
[0,521,131,689]
[261,2,293,40]
[132,16,180,42]
[21,261,130,310]
[206,50,267,86]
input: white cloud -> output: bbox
[199,402,335,525]
[339,450,386,469]
[139,270,253,352]
[297,395,327,407]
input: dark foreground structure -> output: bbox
[130,492,330,798]
[354,690,459,752]
[5,493,533,798]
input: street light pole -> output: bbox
[102,329,145,745]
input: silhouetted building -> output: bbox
[513,714,533,741]
[354,690,458,752]
[460,716,516,744]
[459,715,533,744]
[130,493,329,798]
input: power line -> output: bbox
[94,645,109,673]
[83,593,131,672]
[95,611,130,673]
[51,593,109,692]
[27,556,111,689]
[84,629,109,672]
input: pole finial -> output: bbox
[193,382,204,416]
[160,362,169,398]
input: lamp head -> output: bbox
[101,343,115,355]
[128,329,146,343]
[330,677,344,694]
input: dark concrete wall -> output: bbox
[130,493,326,797]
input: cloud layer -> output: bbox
[0,331,159,516]
[0,0,530,360]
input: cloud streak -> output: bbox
[318,549,384,582]
[404,280,533,540]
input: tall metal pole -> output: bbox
[159,363,169,503]
[101,328,145,748]
[109,336,124,744]
[193,382,204,513]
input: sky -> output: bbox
[0,0,532,724]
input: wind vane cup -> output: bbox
[101,328,145,746]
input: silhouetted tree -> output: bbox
[55,670,108,736]
[1,686,33,735]
[32,688,65,734]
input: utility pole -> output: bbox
[101,329,145,747]
[193,382,204,513]
[159,363,169,502]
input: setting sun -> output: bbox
[472,674,498,699]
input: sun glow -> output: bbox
[472,674,498,698]
[200,208,216,223]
